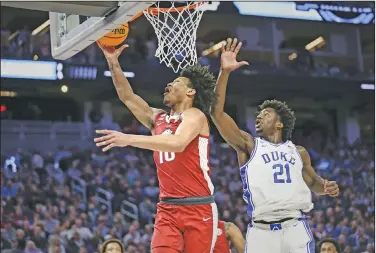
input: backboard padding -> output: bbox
[49,2,154,60]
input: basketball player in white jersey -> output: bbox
[210,38,339,253]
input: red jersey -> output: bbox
[153,111,214,199]
[214,220,231,253]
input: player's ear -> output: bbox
[276,121,283,130]
[187,88,196,96]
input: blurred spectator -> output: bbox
[0,127,374,252]
[25,240,43,253]
[318,238,340,253]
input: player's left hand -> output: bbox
[94,130,130,152]
[324,180,339,197]
[221,38,249,72]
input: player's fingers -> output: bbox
[239,61,249,66]
[93,134,113,142]
[96,41,104,50]
[221,42,225,53]
[95,137,114,147]
[226,38,232,51]
[326,181,337,186]
[118,44,129,52]
[230,38,237,51]
[103,143,115,152]
[326,186,339,194]
[234,41,242,55]
[329,191,339,197]
[96,129,113,135]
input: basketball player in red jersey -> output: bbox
[95,43,218,253]
[213,220,245,253]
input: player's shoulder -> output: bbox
[294,145,310,163]
[181,107,206,121]
[295,145,308,154]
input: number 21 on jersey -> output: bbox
[159,152,175,163]
[272,163,292,183]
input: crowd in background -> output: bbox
[1,28,374,81]
[1,125,374,253]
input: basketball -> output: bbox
[97,24,129,47]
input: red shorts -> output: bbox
[151,202,218,253]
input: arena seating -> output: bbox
[1,122,374,253]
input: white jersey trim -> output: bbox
[198,137,214,195]
[209,202,219,253]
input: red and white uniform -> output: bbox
[213,221,231,253]
[151,111,218,253]
[153,111,214,199]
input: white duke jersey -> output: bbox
[240,137,313,222]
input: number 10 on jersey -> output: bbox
[159,152,175,163]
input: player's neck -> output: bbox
[263,134,283,144]
[170,101,192,115]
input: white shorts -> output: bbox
[245,218,315,253]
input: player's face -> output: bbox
[320,242,338,253]
[255,108,283,136]
[105,242,122,253]
[163,77,195,107]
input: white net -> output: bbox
[143,2,206,73]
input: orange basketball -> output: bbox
[97,24,129,47]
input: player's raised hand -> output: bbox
[221,38,249,72]
[324,180,339,197]
[97,42,128,61]
[94,129,130,152]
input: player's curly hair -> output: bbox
[257,99,296,141]
[100,238,125,253]
[180,64,217,115]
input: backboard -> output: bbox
[1,1,154,60]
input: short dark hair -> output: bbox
[101,239,125,253]
[318,238,340,252]
[180,64,217,115]
[257,99,296,141]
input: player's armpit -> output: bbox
[298,146,326,195]
[224,222,246,253]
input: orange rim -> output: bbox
[129,2,205,22]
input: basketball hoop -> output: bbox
[132,2,207,73]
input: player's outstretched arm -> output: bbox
[210,38,251,152]
[225,222,246,253]
[94,108,206,152]
[98,43,161,131]
[298,146,339,197]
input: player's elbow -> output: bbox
[174,141,188,152]
[169,137,189,152]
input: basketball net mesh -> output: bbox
[143,2,206,73]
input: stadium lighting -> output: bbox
[8,30,20,41]
[201,40,226,57]
[360,83,375,90]
[288,53,297,60]
[104,71,135,78]
[32,20,50,36]
[305,36,325,52]
[61,85,68,93]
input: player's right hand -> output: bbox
[97,42,128,61]
[221,38,249,72]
